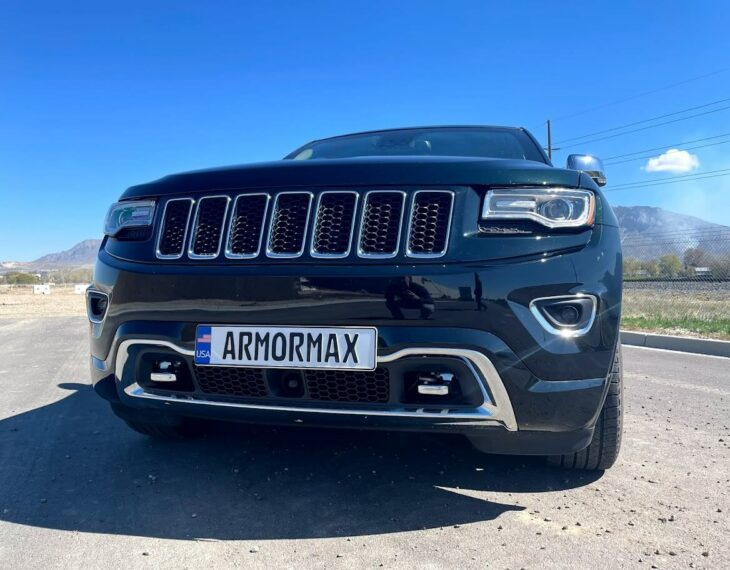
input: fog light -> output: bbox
[417,372,454,396]
[529,295,597,337]
[150,360,178,382]
[559,305,581,325]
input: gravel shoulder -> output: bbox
[0,318,727,570]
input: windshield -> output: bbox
[286,127,547,163]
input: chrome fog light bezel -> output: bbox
[86,289,111,324]
[529,294,598,337]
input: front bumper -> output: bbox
[90,224,622,453]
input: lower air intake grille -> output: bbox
[358,192,405,257]
[190,196,229,258]
[268,193,312,256]
[157,199,193,258]
[303,368,390,403]
[194,365,268,398]
[312,192,358,256]
[407,191,454,256]
[227,194,269,258]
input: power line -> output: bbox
[555,97,730,145]
[548,68,730,124]
[603,170,730,192]
[609,168,730,188]
[604,139,730,166]
[602,132,730,160]
[559,103,730,149]
[530,68,730,130]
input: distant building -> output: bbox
[693,267,712,278]
[634,269,650,278]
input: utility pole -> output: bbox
[546,119,552,160]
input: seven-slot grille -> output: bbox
[155,189,453,260]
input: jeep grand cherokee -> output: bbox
[88,125,623,471]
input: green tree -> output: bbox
[658,254,682,277]
[709,257,730,280]
[623,257,641,278]
[641,260,659,278]
[683,247,708,268]
[5,272,39,285]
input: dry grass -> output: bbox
[0,285,86,319]
[622,288,730,340]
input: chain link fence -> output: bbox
[621,229,730,339]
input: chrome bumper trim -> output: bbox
[111,339,518,431]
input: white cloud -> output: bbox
[644,148,700,173]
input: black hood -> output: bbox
[120,156,582,199]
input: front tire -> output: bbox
[547,345,623,470]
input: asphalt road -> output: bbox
[0,317,727,569]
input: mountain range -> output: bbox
[2,206,729,270]
[614,206,730,261]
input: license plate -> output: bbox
[194,325,377,370]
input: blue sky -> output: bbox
[2,1,730,260]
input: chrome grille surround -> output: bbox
[266,192,314,258]
[405,190,455,258]
[156,198,195,260]
[310,191,359,258]
[357,190,407,259]
[225,193,270,259]
[188,195,231,259]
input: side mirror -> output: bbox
[566,154,607,187]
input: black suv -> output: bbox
[89,126,623,470]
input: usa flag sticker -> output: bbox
[195,325,212,364]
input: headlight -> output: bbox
[103,200,156,237]
[481,188,595,228]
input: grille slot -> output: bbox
[194,365,269,398]
[226,194,270,258]
[311,191,358,257]
[304,368,390,403]
[189,196,230,258]
[267,192,313,257]
[156,198,194,259]
[406,191,454,257]
[358,191,406,258]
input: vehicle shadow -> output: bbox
[0,382,602,540]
